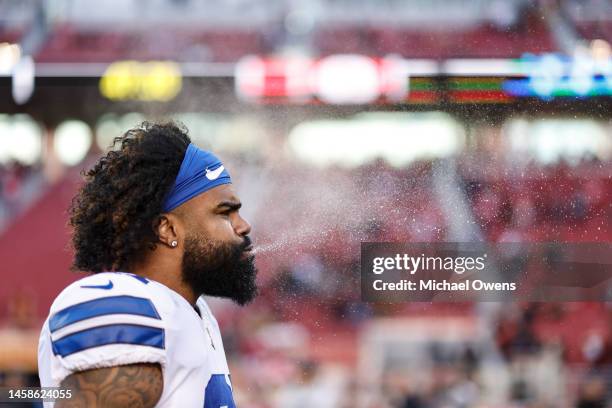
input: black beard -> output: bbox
[181,234,257,306]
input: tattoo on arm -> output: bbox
[56,363,163,408]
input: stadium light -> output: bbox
[174,113,224,148]
[7,115,42,165]
[0,43,21,75]
[12,55,35,105]
[54,120,93,166]
[506,118,610,165]
[591,39,611,61]
[0,114,11,164]
[288,112,463,167]
[95,113,144,152]
[99,61,182,102]
[95,114,122,151]
[119,112,146,131]
[314,55,380,104]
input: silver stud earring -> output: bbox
[171,240,178,248]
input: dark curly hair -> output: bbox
[69,121,190,272]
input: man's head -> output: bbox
[162,184,257,306]
[69,122,257,305]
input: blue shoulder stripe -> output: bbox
[49,295,161,333]
[51,324,165,357]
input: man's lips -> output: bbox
[241,244,255,260]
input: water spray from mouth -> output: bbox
[239,161,439,258]
[251,242,284,255]
[251,227,339,255]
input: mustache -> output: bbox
[240,236,253,251]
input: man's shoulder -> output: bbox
[39,272,169,386]
[49,272,166,317]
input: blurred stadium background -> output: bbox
[1,0,612,406]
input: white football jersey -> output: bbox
[38,272,236,408]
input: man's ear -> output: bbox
[157,214,181,248]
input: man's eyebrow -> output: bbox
[216,201,242,210]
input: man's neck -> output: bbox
[131,256,198,305]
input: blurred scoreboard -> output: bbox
[234,53,612,105]
[1,47,611,115]
[234,54,515,105]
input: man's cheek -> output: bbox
[210,218,236,240]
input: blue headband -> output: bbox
[162,143,232,212]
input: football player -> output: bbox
[38,122,257,407]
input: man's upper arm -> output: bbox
[56,363,163,408]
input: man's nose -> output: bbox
[234,215,252,237]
